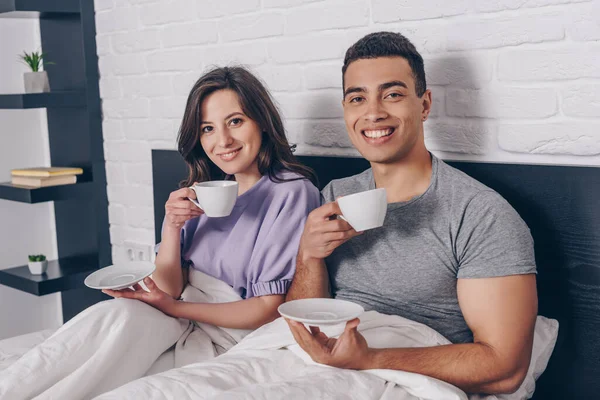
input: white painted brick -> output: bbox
[108,204,127,225]
[283,119,303,145]
[161,21,218,47]
[96,35,112,56]
[254,65,304,92]
[126,206,155,229]
[104,141,151,162]
[128,0,160,4]
[446,13,564,51]
[425,55,493,88]
[110,225,154,245]
[372,0,470,23]
[105,161,126,185]
[102,98,149,118]
[102,120,124,140]
[149,96,187,119]
[94,0,114,12]
[275,91,343,119]
[268,32,347,64]
[499,45,600,81]
[385,24,447,54]
[122,118,178,141]
[120,75,173,98]
[149,140,178,150]
[562,84,600,118]
[498,123,600,155]
[305,63,342,90]
[107,185,154,207]
[285,0,369,35]
[146,49,203,72]
[111,245,130,265]
[99,77,121,100]
[475,0,586,13]
[220,12,284,42]
[428,86,444,118]
[446,88,557,119]
[424,120,492,155]
[140,0,196,26]
[173,72,202,96]
[303,120,353,148]
[204,42,267,66]
[112,30,160,53]
[263,0,321,7]
[124,163,153,185]
[99,54,147,76]
[95,7,138,33]
[197,0,260,18]
[567,2,600,42]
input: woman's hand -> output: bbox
[102,277,180,317]
[164,187,204,230]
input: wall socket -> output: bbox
[124,241,154,262]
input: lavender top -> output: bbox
[157,172,320,299]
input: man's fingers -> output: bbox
[310,202,344,221]
[345,318,360,332]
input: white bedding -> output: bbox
[0,286,557,400]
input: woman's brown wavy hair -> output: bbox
[177,66,317,188]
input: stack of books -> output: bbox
[11,167,84,188]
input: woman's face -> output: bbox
[199,89,263,178]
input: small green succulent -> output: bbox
[18,51,55,72]
[28,254,47,262]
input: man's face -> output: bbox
[342,57,431,164]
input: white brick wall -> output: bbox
[94,0,600,258]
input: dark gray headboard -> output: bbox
[152,149,600,399]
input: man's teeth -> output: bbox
[363,129,393,138]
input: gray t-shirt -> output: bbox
[322,155,536,343]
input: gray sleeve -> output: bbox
[321,182,335,205]
[456,190,536,279]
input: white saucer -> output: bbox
[84,262,156,290]
[278,298,364,326]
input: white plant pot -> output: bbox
[24,71,50,93]
[28,260,48,275]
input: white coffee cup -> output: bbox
[189,181,238,217]
[337,188,387,232]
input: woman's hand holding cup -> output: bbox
[164,187,204,230]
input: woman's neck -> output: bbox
[234,164,263,195]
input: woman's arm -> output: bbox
[104,277,284,330]
[174,295,284,330]
[153,187,203,298]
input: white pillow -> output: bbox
[472,316,559,400]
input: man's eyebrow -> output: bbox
[379,80,408,91]
[343,86,366,98]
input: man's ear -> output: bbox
[421,89,432,121]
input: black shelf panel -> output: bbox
[0,0,80,17]
[0,181,94,203]
[0,92,86,109]
[0,254,99,296]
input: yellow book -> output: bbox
[11,167,83,178]
[11,175,78,188]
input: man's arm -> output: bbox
[364,274,538,394]
[286,202,360,302]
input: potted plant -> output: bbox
[28,254,48,275]
[18,51,54,93]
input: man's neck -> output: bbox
[371,145,433,204]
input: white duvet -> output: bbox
[0,270,557,400]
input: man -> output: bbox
[286,31,538,395]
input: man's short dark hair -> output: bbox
[342,31,427,97]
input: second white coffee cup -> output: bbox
[337,188,387,231]
[189,181,238,217]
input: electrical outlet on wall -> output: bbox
[124,241,154,262]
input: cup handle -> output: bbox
[336,214,348,223]
[188,187,203,210]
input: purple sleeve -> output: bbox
[247,180,320,297]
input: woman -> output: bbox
[0,66,320,400]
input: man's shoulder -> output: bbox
[436,158,493,197]
[321,168,372,203]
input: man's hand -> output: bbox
[299,202,361,262]
[286,318,373,370]
[103,277,179,317]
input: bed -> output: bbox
[1,150,598,399]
